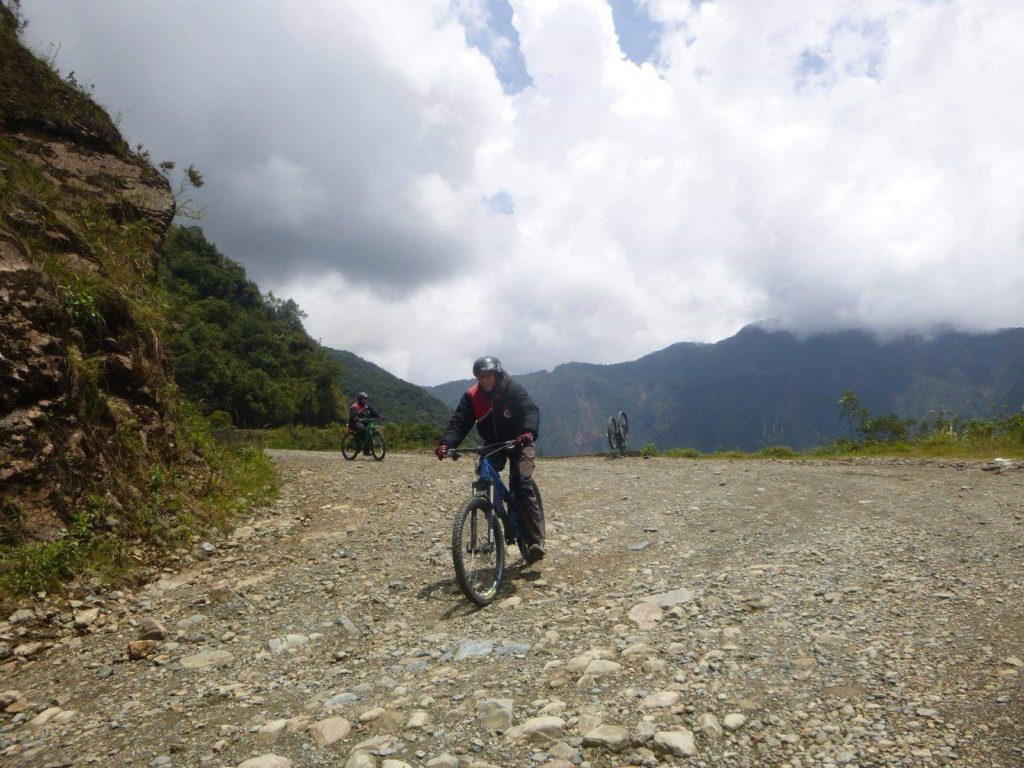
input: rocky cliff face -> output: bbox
[1,5,181,544]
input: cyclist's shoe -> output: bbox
[525,544,545,564]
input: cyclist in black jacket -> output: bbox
[435,356,546,563]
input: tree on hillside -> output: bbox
[838,390,915,444]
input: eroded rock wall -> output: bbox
[1,5,180,542]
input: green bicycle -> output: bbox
[341,417,386,461]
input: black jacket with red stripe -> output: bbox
[440,375,540,448]
[348,401,379,428]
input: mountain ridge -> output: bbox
[324,347,450,428]
[426,325,1024,455]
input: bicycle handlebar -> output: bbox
[448,440,518,461]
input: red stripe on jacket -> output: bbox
[467,384,493,422]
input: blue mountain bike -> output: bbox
[446,441,544,606]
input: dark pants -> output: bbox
[351,422,368,450]
[508,445,544,549]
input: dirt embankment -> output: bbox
[1,452,1022,767]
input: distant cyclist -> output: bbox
[348,392,380,455]
[435,356,546,563]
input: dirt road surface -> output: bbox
[2,451,1022,767]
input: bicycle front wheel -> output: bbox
[452,498,505,606]
[341,433,358,460]
[371,432,386,461]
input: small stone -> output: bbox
[27,706,62,729]
[506,716,566,743]
[583,659,621,676]
[653,730,698,757]
[73,607,100,628]
[455,639,494,659]
[640,691,679,709]
[477,698,513,731]
[236,756,292,768]
[257,719,291,742]
[628,602,663,629]
[310,716,352,746]
[697,713,723,738]
[14,642,43,658]
[268,634,310,654]
[344,752,376,768]
[180,650,233,668]
[128,640,159,660]
[723,713,746,730]
[406,710,428,729]
[582,724,630,751]
[139,617,166,640]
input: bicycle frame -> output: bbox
[473,449,522,543]
[350,418,380,450]
[453,441,522,543]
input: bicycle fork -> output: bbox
[465,479,497,556]
[466,506,497,557]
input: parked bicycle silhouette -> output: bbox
[607,410,628,456]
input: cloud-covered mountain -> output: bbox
[428,326,1024,456]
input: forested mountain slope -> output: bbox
[159,226,344,427]
[324,348,450,428]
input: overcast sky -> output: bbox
[19,0,1024,385]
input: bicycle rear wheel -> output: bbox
[607,416,619,450]
[452,498,505,606]
[616,411,629,441]
[370,432,386,461]
[341,433,358,460]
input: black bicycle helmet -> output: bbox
[357,391,368,403]
[472,356,503,376]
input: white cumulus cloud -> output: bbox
[19,0,1024,383]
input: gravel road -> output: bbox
[2,450,1022,768]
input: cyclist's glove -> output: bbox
[514,432,534,448]
[434,443,450,460]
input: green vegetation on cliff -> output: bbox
[158,225,345,428]
[0,5,277,602]
[156,227,446,448]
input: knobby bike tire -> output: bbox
[371,432,386,461]
[341,433,358,460]
[452,497,505,606]
[617,410,629,440]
